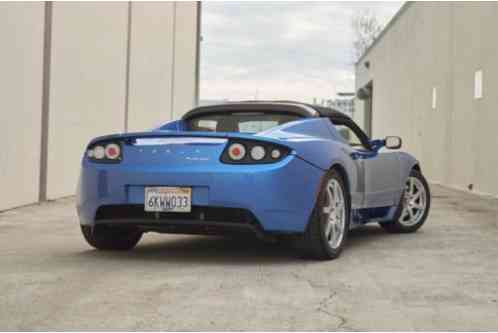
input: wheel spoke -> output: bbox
[335,205,342,218]
[327,184,334,199]
[323,185,334,214]
[331,182,337,201]
[336,186,343,204]
[412,202,424,210]
[333,223,340,240]
[325,220,333,239]
[401,207,410,221]
[408,207,415,221]
[336,216,343,233]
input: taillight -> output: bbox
[227,143,246,161]
[104,143,121,160]
[221,140,289,164]
[250,146,266,161]
[86,142,122,162]
[270,149,281,159]
[92,146,105,159]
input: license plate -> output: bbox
[144,187,191,212]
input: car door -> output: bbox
[333,119,402,208]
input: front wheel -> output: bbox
[81,225,142,250]
[380,169,431,233]
[296,169,350,260]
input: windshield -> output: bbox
[186,112,300,133]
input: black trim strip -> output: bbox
[123,1,132,132]
[39,2,53,202]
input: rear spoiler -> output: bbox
[87,130,290,150]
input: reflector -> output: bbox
[250,146,266,160]
[93,146,105,159]
[271,149,281,159]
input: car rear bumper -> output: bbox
[77,155,324,233]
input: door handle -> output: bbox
[351,151,377,160]
[350,152,361,160]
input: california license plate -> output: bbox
[144,187,191,212]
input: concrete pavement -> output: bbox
[1,185,497,330]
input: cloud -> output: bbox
[200,1,403,102]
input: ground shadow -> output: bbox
[73,224,401,266]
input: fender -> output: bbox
[259,118,360,208]
[398,152,419,183]
[391,151,419,202]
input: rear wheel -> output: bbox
[380,169,431,233]
[297,169,350,260]
[81,225,142,250]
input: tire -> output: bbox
[296,169,350,260]
[380,169,431,233]
[81,225,142,250]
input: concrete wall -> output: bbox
[355,2,498,197]
[0,2,199,210]
[47,2,128,200]
[127,2,175,132]
[172,3,200,120]
[0,3,45,211]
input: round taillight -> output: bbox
[271,149,281,159]
[105,143,121,160]
[250,146,266,161]
[93,146,105,159]
[228,143,246,160]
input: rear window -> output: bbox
[187,112,300,133]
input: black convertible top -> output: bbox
[182,101,352,122]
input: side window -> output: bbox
[332,120,371,150]
[335,124,363,147]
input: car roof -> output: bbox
[182,101,352,122]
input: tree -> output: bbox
[352,9,384,61]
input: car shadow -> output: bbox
[73,225,397,266]
[347,224,395,247]
[76,235,300,266]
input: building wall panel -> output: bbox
[0,3,44,210]
[127,2,175,131]
[355,2,498,197]
[0,2,199,210]
[172,2,199,119]
[127,2,199,130]
[473,4,498,194]
[46,2,128,199]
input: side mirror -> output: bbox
[385,136,402,150]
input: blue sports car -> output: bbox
[77,101,430,260]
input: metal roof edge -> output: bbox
[355,1,413,66]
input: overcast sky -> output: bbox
[200,1,403,103]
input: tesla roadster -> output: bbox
[77,101,430,260]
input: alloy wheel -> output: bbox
[322,178,346,249]
[399,176,427,226]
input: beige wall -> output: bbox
[355,2,498,197]
[127,2,175,132]
[0,2,199,210]
[128,2,200,132]
[0,3,44,210]
[172,3,199,120]
[47,2,129,200]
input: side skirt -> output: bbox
[350,206,398,228]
